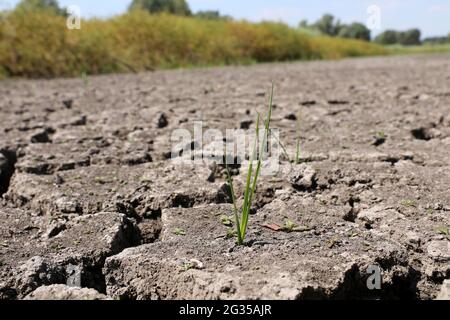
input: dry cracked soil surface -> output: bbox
[0,55,449,300]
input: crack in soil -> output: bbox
[299,264,421,300]
[0,148,17,196]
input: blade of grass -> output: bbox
[224,144,243,245]
[270,130,293,163]
[295,111,301,164]
[295,139,301,164]
[239,113,260,241]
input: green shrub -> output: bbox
[338,23,371,41]
[375,28,422,46]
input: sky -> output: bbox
[2,0,450,37]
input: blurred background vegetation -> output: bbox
[0,0,448,79]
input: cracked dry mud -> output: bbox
[1,55,449,300]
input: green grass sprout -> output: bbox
[436,226,450,241]
[283,219,297,232]
[295,139,301,164]
[173,228,186,236]
[225,83,275,245]
[81,71,89,87]
[295,111,302,164]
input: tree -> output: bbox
[311,14,342,36]
[129,0,191,16]
[338,22,371,41]
[399,28,421,46]
[15,0,66,16]
[375,28,422,46]
[298,19,309,29]
[303,14,371,41]
[374,30,400,45]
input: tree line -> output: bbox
[7,0,231,20]
[300,13,449,46]
[6,0,450,46]
[299,14,371,41]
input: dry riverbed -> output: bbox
[0,54,449,300]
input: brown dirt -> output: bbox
[0,54,449,300]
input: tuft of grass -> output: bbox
[283,219,297,233]
[225,83,274,245]
[173,228,186,236]
[372,131,387,146]
[220,215,233,227]
[94,176,107,184]
[376,131,386,140]
[226,228,237,239]
[81,71,89,87]
[401,199,416,207]
[436,227,450,241]
[182,262,193,271]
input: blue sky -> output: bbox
[2,0,450,37]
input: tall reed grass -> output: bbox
[0,10,387,78]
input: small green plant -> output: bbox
[173,228,186,236]
[401,199,416,207]
[81,71,89,87]
[283,219,297,232]
[220,215,233,227]
[327,236,341,249]
[94,176,107,184]
[225,83,274,246]
[140,176,152,183]
[348,231,359,238]
[436,227,450,240]
[373,131,387,146]
[376,131,386,140]
[226,228,237,239]
[182,262,193,271]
